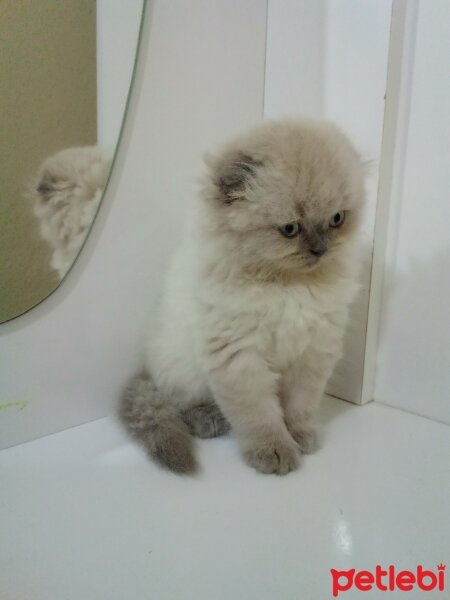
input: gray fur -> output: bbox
[120,374,231,473]
[36,173,61,199]
[182,402,231,439]
[302,226,329,257]
[216,152,261,201]
[119,374,197,474]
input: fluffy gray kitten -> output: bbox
[121,119,364,475]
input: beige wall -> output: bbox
[0,0,97,322]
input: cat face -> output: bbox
[203,119,365,280]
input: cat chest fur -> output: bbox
[201,280,347,373]
[261,284,343,369]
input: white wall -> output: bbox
[265,1,326,118]
[0,0,267,449]
[96,0,144,149]
[265,0,392,403]
[375,0,450,425]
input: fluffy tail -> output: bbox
[119,373,197,474]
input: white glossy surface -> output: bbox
[1,397,449,599]
[376,0,450,425]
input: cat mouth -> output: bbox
[302,252,330,272]
[303,260,321,272]
[307,254,322,264]
[283,252,323,273]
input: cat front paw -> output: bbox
[287,424,319,454]
[244,437,300,475]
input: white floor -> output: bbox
[1,397,449,600]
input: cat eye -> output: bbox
[279,222,299,238]
[329,211,346,228]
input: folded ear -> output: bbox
[35,168,73,203]
[210,152,261,203]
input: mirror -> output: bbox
[0,0,144,323]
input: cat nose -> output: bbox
[304,228,328,258]
[309,245,327,257]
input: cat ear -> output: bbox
[208,151,261,204]
[35,168,73,203]
[36,170,58,201]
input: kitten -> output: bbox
[120,119,364,475]
[29,146,112,279]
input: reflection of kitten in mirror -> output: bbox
[30,146,112,279]
[120,119,365,475]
